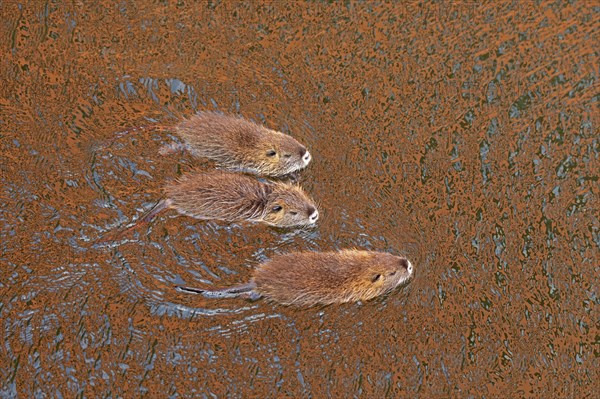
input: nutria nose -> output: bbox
[302,150,312,165]
[308,207,319,223]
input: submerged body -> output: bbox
[121,170,319,232]
[178,250,414,307]
[165,171,318,227]
[173,112,311,177]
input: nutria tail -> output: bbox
[176,282,260,300]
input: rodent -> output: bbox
[120,170,319,232]
[177,250,414,307]
[164,112,312,177]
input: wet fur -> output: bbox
[166,171,317,227]
[179,250,413,307]
[254,251,412,306]
[175,112,309,177]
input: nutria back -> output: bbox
[175,112,311,177]
[165,171,318,227]
[254,250,414,306]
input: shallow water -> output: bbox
[1,2,598,397]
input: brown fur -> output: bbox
[165,170,318,228]
[178,250,414,307]
[174,112,311,177]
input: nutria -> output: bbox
[177,250,414,307]
[156,112,311,177]
[114,171,319,235]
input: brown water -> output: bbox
[1,2,598,397]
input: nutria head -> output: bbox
[262,184,319,227]
[254,129,311,177]
[350,253,414,301]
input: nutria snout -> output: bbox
[174,112,311,177]
[177,250,414,307]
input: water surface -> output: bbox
[1,2,598,397]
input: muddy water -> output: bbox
[1,2,598,397]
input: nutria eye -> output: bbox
[371,274,382,283]
[283,153,291,158]
[266,150,277,157]
[272,205,282,212]
[290,211,298,215]
[389,271,397,276]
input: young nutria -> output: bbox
[116,171,319,234]
[177,250,414,307]
[161,112,312,177]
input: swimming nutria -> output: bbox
[115,171,319,234]
[159,112,312,177]
[177,250,414,307]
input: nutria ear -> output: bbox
[266,149,277,157]
[371,274,382,283]
[271,205,282,213]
